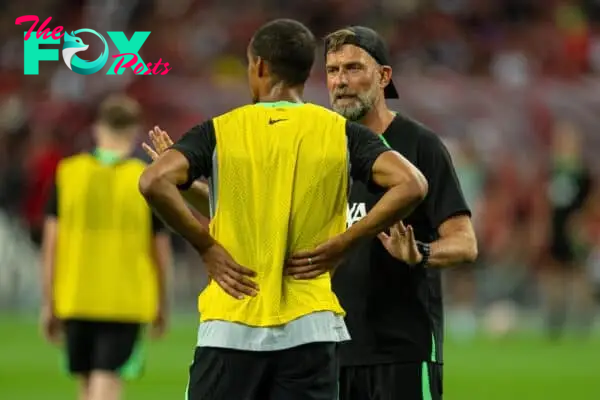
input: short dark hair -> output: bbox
[250,19,316,86]
[96,95,141,130]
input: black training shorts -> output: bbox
[63,319,142,377]
[186,342,339,400]
[339,362,443,400]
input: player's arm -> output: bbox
[343,121,428,244]
[393,134,477,268]
[149,214,172,336]
[426,215,477,267]
[40,182,58,312]
[139,122,216,252]
[40,180,61,342]
[182,181,211,217]
[143,127,211,217]
[566,168,595,249]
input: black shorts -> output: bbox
[339,362,443,400]
[186,342,339,400]
[63,319,143,378]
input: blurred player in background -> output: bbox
[579,185,600,303]
[40,95,171,400]
[322,27,477,400]
[543,121,594,339]
[140,18,427,400]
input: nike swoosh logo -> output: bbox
[268,118,288,125]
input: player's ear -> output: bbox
[256,57,267,78]
[380,66,392,90]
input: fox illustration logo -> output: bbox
[62,29,108,75]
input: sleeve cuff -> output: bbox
[169,146,196,191]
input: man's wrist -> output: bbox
[415,241,430,267]
[192,232,216,254]
[414,252,423,265]
[338,229,362,251]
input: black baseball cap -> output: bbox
[325,26,399,99]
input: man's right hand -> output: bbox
[377,221,422,265]
[200,243,259,299]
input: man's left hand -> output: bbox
[285,235,350,279]
[142,126,174,161]
[151,305,168,339]
[377,221,422,265]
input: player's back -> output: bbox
[53,152,158,323]
[201,101,349,326]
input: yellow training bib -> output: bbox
[199,102,349,326]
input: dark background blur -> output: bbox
[1,0,600,338]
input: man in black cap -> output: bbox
[314,26,479,399]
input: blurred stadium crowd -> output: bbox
[1,0,600,335]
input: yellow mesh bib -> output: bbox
[198,102,349,326]
[54,154,157,322]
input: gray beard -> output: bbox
[331,88,377,121]
[333,102,370,121]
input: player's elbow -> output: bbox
[402,167,428,204]
[463,234,479,264]
[413,168,429,201]
[139,166,166,201]
[388,170,428,214]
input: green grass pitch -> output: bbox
[0,314,598,399]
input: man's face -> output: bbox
[326,44,382,121]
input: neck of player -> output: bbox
[361,96,396,134]
[95,127,136,157]
[259,82,304,104]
